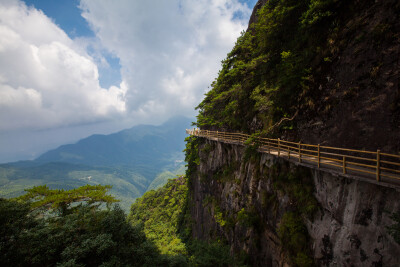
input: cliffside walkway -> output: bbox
[186,129,400,189]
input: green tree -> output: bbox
[0,185,170,267]
[129,177,188,257]
[16,184,118,216]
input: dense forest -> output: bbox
[0,178,248,266]
[0,185,170,266]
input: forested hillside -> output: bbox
[128,177,248,266]
[196,0,399,152]
[0,116,190,210]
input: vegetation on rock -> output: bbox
[128,176,247,266]
[196,0,342,135]
[129,177,188,256]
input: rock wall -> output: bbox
[189,139,400,266]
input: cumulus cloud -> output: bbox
[79,0,251,124]
[0,0,127,131]
[0,0,253,161]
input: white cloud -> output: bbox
[79,0,251,124]
[0,0,253,162]
[0,0,127,131]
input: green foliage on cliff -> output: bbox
[237,208,259,228]
[273,165,317,266]
[195,0,341,134]
[129,177,188,256]
[184,136,201,181]
[129,175,247,266]
[278,212,314,267]
[0,185,170,267]
[273,167,318,218]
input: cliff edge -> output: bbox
[185,0,400,266]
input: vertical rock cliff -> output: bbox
[187,138,400,266]
[185,0,400,266]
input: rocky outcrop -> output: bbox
[188,0,400,265]
[289,0,400,153]
[247,0,268,30]
[189,139,400,266]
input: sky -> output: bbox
[0,0,258,162]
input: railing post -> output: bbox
[288,147,290,159]
[376,149,380,182]
[278,138,280,157]
[343,156,346,174]
[318,144,320,168]
[216,131,219,141]
[298,141,302,163]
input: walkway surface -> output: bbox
[186,129,400,190]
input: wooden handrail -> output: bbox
[186,128,400,184]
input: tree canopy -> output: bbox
[0,185,171,267]
[15,184,118,216]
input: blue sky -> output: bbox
[23,0,257,87]
[23,0,122,89]
[22,0,257,89]
[23,0,93,37]
[0,0,257,162]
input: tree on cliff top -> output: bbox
[15,184,118,216]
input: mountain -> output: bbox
[0,116,192,210]
[196,1,399,153]
[37,116,191,168]
[184,0,400,266]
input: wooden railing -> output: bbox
[186,129,400,184]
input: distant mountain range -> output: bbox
[0,116,192,210]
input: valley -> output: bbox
[0,116,191,210]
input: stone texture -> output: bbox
[189,139,400,266]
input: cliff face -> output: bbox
[295,0,400,152]
[188,138,400,266]
[186,0,400,266]
[195,0,400,153]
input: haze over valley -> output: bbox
[0,116,192,210]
